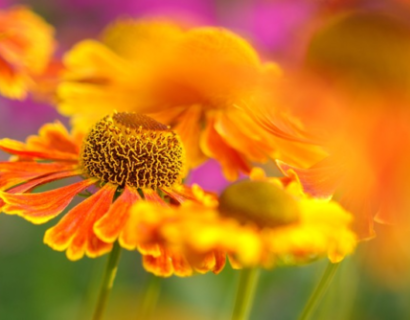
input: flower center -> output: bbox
[218,180,300,228]
[81,112,185,189]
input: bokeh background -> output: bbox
[2,0,410,319]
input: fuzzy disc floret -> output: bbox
[81,112,185,189]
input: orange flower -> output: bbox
[57,19,319,180]
[0,6,56,99]
[0,112,221,276]
[116,169,356,271]
[262,13,410,240]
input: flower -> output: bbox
[118,168,356,270]
[0,6,56,99]
[0,112,216,270]
[56,19,319,180]
[268,12,410,240]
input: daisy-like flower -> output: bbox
[0,111,220,273]
[56,19,322,180]
[116,168,356,271]
[0,6,56,99]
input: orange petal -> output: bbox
[0,161,76,173]
[142,247,193,277]
[26,121,80,155]
[0,138,78,161]
[138,243,162,257]
[160,186,187,204]
[94,186,141,243]
[276,158,342,198]
[44,183,116,261]
[213,251,227,274]
[0,162,78,190]
[0,170,79,209]
[172,105,207,169]
[143,189,167,205]
[170,253,194,277]
[0,122,80,161]
[0,178,96,224]
[201,116,250,180]
[0,171,49,190]
[143,254,173,277]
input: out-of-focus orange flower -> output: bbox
[268,12,410,240]
[0,6,56,99]
[57,19,322,180]
[0,112,220,276]
[122,169,356,270]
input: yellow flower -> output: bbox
[119,169,356,272]
[0,111,219,275]
[0,6,56,99]
[56,19,317,180]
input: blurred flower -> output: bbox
[0,6,56,99]
[272,12,410,240]
[0,112,214,266]
[56,19,319,180]
[124,168,356,271]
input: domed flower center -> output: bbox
[81,112,185,189]
[218,180,300,228]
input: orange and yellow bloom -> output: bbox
[56,19,321,180]
[0,6,56,99]
[119,169,356,271]
[0,112,220,276]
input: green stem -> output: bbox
[298,261,341,320]
[92,242,122,320]
[231,268,261,320]
[138,274,162,320]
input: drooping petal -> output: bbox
[44,183,116,261]
[0,161,77,173]
[142,189,167,205]
[94,186,141,243]
[118,201,159,251]
[276,158,342,198]
[192,251,226,275]
[201,116,251,181]
[142,246,193,278]
[0,170,79,208]
[0,161,78,190]
[171,105,207,169]
[161,183,218,207]
[0,178,96,224]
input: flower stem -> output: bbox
[298,261,341,320]
[138,274,162,320]
[231,268,261,320]
[92,241,122,320]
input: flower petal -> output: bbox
[0,162,78,190]
[0,161,77,173]
[142,246,193,278]
[201,116,250,181]
[94,186,141,243]
[0,122,80,161]
[142,189,167,205]
[0,178,96,224]
[44,183,116,261]
[276,158,342,198]
[0,170,79,209]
